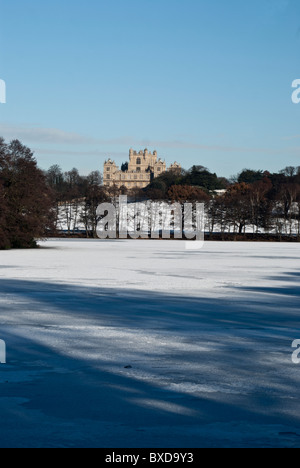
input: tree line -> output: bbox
[46,163,300,239]
[1,137,300,249]
[45,165,109,237]
[145,166,300,237]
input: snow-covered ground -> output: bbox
[0,239,300,447]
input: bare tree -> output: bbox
[81,172,108,238]
[0,139,55,249]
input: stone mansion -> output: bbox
[103,148,181,190]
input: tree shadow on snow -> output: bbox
[0,277,299,447]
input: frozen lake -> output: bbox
[0,239,300,447]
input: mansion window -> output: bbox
[136,158,141,165]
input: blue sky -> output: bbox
[0,0,300,177]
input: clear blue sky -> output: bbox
[0,0,300,177]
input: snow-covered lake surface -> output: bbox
[0,239,300,447]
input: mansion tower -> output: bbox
[103,149,181,190]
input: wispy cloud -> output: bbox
[0,123,297,158]
[128,139,265,153]
[282,134,300,141]
[34,148,125,158]
[0,123,97,145]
